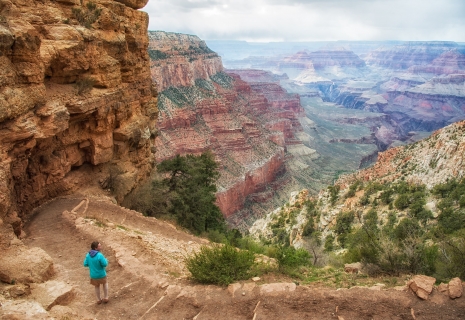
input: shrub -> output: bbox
[328,185,340,205]
[324,234,335,252]
[185,244,255,285]
[275,246,311,271]
[75,77,95,95]
[359,193,370,205]
[436,229,465,281]
[394,194,410,210]
[334,211,355,247]
[72,2,102,28]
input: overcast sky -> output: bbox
[143,0,465,42]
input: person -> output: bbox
[83,241,109,304]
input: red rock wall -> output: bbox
[148,31,224,91]
[216,151,285,217]
[149,33,306,218]
[0,0,157,239]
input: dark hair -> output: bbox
[91,241,100,250]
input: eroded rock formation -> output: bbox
[0,0,157,242]
[364,41,459,70]
[149,32,307,221]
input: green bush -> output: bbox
[436,229,465,281]
[275,246,311,270]
[335,211,355,247]
[328,185,340,205]
[394,194,410,210]
[185,244,256,285]
[324,234,335,252]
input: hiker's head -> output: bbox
[91,241,100,250]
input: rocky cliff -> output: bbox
[364,41,460,70]
[337,120,465,189]
[250,120,465,248]
[149,32,308,222]
[0,0,157,243]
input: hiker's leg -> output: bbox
[103,282,108,299]
[94,285,101,301]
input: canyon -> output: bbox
[209,39,465,177]
[0,2,465,319]
[148,31,313,228]
[0,0,157,242]
[149,37,465,228]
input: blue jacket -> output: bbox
[83,250,108,279]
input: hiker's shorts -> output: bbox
[90,277,107,286]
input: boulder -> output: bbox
[408,275,436,300]
[0,247,54,284]
[437,283,449,295]
[448,277,463,299]
[228,283,242,297]
[259,283,296,296]
[49,305,78,319]
[344,262,362,274]
[31,280,75,310]
[115,0,149,10]
[0,300,48,319]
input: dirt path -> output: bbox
[16,195,465,320]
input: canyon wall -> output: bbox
[364,41,459,69]
[0,0,157,242]
[149,32,307,221]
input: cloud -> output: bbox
[143,0,465,42]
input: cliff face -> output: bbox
[0,0,157,241]
[364,41,459,69]
[408,49,465,76]
[337,120,465,189]
[250,120,465,247]
[149,32,307,220]
[148,31,223,92]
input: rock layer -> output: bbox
[149,32,305,219]
[0,0,157,241]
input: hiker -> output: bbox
[83,241,109,304]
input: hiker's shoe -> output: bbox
[103,298,109,304]
[97,299,102,305]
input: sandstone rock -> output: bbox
[0,247,54,284]
[448,277,463,299]
[8,284,29,298]
[344,262,362,274]
[369,283,386,291]
[228,283,242,297]
[56,0,80,4]
[1,0,157,225]
[259,283,296,296]
[115,0,149,10]
[0,300,48,319]
[437,283,449,295]
[49,305,78,319]
[31,280,75,310]
[408,275,436,300]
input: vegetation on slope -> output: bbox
[248,120,465,284]
[127,121,465,286]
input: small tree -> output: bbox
[186,245,256,285]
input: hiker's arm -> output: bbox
[83,256,88,267]
[100,254,108,268]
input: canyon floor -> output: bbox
[2,193,464,319]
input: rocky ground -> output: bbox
[0,192,464,319]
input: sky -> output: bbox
[143,0,465,42]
